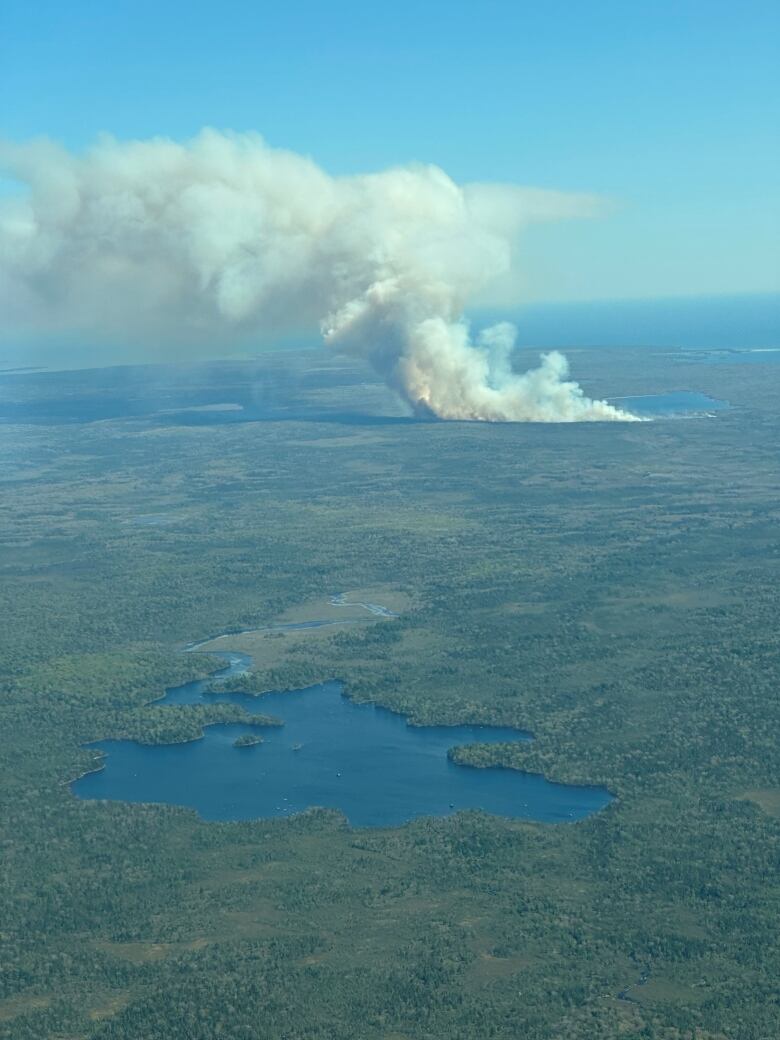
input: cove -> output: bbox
[73,643,612,828]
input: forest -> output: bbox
[1,346,779,1038]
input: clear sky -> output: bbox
[1,0,778,303]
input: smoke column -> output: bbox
[0,130,638,421]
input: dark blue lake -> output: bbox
[72,648,612,828]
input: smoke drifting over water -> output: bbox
[0,130,637,421]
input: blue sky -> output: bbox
[1,0,778,302]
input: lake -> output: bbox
[607,390,729,417]
[72,646,612,828]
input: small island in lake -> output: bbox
[233,733,263,748]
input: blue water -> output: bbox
[72,648,612,828]
[607,390,729,417]
[492,292,780,351]
[676,348,780,366]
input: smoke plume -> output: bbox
[0,130,637,421]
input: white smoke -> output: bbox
[0,129,638,421]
